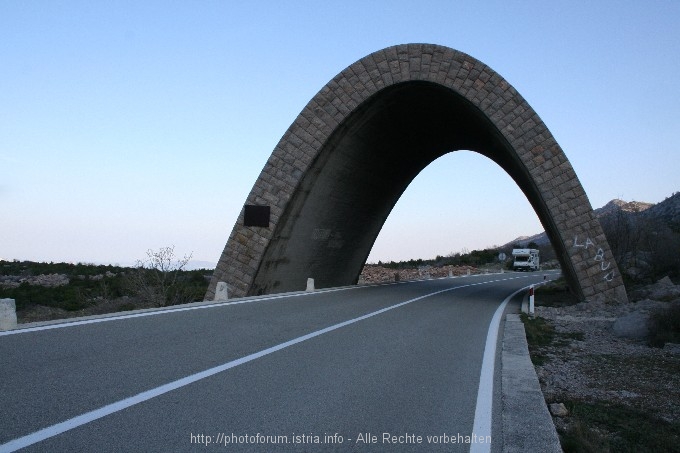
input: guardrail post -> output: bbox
[214,281,229,301]
[0,298,18,330]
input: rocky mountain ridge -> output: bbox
[642,191,680,228]
[596,198,654,216]
[506,192,679,248]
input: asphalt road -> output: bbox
[0,271,555,452]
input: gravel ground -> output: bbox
[532,292,680,432]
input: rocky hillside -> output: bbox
[642,191,680,229]
[505,193,678,248]
[0,260,210,322]
[360,264,479,284]
[506,231,552,247]
[531,277,680,450]
[595,198,654,217]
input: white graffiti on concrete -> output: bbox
[573,235,614,282]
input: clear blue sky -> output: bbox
[1,1,678,266]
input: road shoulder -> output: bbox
[501,313,562,452]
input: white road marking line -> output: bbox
[470,277,556,453]
[1,274,546,452]
[469,286,524,453]
[0,271,550,336]
[0,283,367,337]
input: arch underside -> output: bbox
[253,82,556,294]
[208,44,628,303]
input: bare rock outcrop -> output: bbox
[0,273,70,288]
[359,265,478,284]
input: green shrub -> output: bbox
[116,302,136,312]
[0,258,208,314]
[559,400,680,453]
[520,314,555,365]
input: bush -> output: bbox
[125,246,199,307]
[379,247,504,269]
[559,400,680,453]
[648,303,680,348]
[520,314,555,365]
[0,258,208,314]
[601,212,680,285]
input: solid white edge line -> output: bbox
[0,283,368,336]
[469,286,525,453]
[2,277,439,337]
[0,274,460,337]
[469,277,556,453]
[1,271,555,337]
[1,274,553,452]
[2,278,508,452]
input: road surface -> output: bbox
[0,271,556,452]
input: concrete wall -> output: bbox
[207,43,628,304]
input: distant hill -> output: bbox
[594,199,654,217]
[185,260,217,271]
[503,193,678,248]
[506,231,552,247]
[99,260,216,271]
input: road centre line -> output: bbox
[0,275,536,452]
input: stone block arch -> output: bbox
[206,43,628,304]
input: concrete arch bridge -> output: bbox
[206,44,627,304]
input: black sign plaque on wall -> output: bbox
[243,205,270,227]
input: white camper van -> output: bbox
[512,248,540,271]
